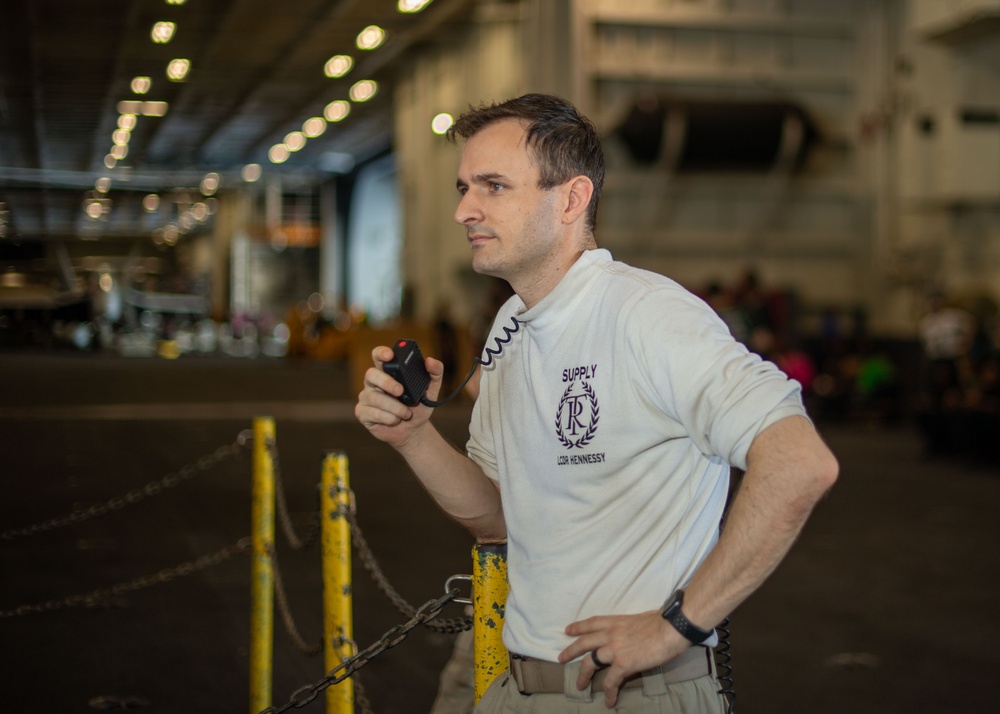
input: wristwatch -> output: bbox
[660,589,714,644]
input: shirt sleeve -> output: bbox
[628,286,808,470]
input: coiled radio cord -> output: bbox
[420,317,522,407]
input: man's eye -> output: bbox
[490,183,505,192]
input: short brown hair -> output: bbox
[448,93,605,235]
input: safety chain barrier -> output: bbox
[268,543,322,656]
[0,431,252,541]
[343,494,473,635]
[261,588,461,714]
[0,537,252,617]
[267,437,321,552]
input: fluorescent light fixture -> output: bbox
[284,131,306,152]
[131,76,152,94]
[166,58,190,81]
[324,55,354,78]
[431,112,454,135]
[398,0,433,12]
[349,79,378,102]
[118,114,138,130]
[112,129,131,145]
[303,117,326,138]
[242,164,262,182]
[356,25,386,50]
[200,173,220,196]
[143,194,160,212]
[117,100,143,114]
[151,21,176,44]
[324,100,350,122]
[141,101,169,116]
[268,145,290,164]
[110,144,128,160]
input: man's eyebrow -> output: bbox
[456,172,509,192]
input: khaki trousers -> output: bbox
[474,667,728,714]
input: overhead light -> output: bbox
[284,131,306,152]
[143,194,160,212]
[242,163,262,182]
[85,201,104,219]
[303,117,326,138]
[324,55,354,78]
[356,25,386,50]
[166,58,190,81]
[117,114,137,131]
[268,144,290,164]
[104,154,118,169]
[142,101,169,116]
[192,202,209,222]
[112,129,131,145]
[324,100,350,122]
[398,0,433,12]
[200,173,220,196]
[349,79,378,102]
[151,21,176,44]
[110,144,128,160]
[117,100,143,114]
[131,76,152,95]
[95,177,112,193]
[165,0,187,5]
[431,112,454,135]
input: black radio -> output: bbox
[382,339,431,406]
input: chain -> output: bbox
[269,544,322,656]
[0,431,252,541]
[268,437,320,552]
[0,537,252,617]
[342,498,473,634]
[260,589,460,714]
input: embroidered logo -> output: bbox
[555,381,600,449]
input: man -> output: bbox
[355,93,838,712]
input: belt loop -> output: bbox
[563,659,592,702]
[640,664,668,696]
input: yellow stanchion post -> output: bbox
[321,452,354,714]
[473,542,509,703]
[250,417,276,714]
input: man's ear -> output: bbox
[561,176,594,226]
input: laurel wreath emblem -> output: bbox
[555,381,600,449]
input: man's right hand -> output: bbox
[355,345,444,451]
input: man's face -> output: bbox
[454,119,562,285]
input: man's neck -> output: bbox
[515,245,593,310]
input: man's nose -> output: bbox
[454,191,482,225]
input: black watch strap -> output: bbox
[661,589,713,644]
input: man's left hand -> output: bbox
[559,610,688,708]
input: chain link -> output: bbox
[269,544,323,656]
[268,437,320,551]
[343,496,473,635]
[0,537,252,617]
[260,589,460,714]
[0,432,252,541]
